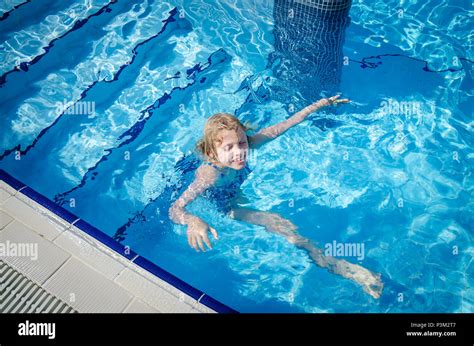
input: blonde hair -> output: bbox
[196,113,252,162]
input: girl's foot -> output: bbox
[339,260,384,299]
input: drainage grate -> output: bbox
[0,260,76,313]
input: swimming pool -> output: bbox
[0,0,472,312]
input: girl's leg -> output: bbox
[230,207,384,299]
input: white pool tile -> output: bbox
[0,221,70,284]
[122,264,215,313]
[0,188,11,204]
[0,181,17,196]
[192,302,216,313]
[54,229,125,280]
[123,298,159,313]
[43,257,133,313]
[0,209,14,230]
[2,196,68,240]
[115,268,195,313]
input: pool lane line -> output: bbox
[0,0,118,87]
[350,53,473,73]
[0,0,31,21]
[0,0,72,42]
[0,6,188,162]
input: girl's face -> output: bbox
[214,128,248,170]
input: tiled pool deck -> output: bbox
[0,179,216,313]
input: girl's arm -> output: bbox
[249,95,349,149]
[169,164,219,251]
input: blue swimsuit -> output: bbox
[201,161,252,214]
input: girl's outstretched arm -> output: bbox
[169,164,219,252]
[249,95,349,149]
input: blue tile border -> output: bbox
[0,169,26,190]
[0,169,237,314]
[134,256,236,313]
[21,186,78,224]
[73,219,138,261]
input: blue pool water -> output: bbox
[0,0,472,312]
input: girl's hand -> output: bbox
[187,217,219,252]
[308,95,350,111]
[322,95,350,106]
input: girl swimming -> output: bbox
[169,95,384,299]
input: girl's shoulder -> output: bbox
[202,160,223,170]
[196,161,223,180]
